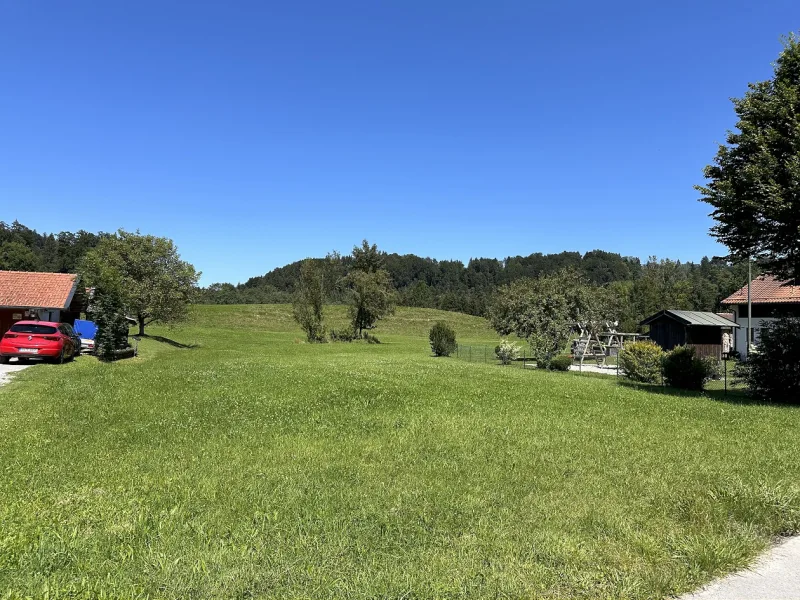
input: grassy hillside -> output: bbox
[0,307,799,598]
[189,304,499,342]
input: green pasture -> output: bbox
[0,305,797,599]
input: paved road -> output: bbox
[681,537,800,600]
[0,361,32,386]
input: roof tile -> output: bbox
[721,275,800,305]
[0,270,79,309]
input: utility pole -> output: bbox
[746,257,752,357]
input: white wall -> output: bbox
[730,306,773,358]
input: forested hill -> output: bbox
[0,221,106,273]
[198,250,755,332]
[1,220,754,332]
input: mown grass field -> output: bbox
[1,305,799,599]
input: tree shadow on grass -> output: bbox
[615,380,798,407]
[134,334,199,349]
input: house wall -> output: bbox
[729,304,794,358]
[648,319,687,351]
[686,325,723,345]
[0,308,67,335]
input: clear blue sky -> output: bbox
[1,1,797,285]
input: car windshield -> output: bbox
[9,324,58,335]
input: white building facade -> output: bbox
[722,276,800,359]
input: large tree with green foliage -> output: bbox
[292,259,326,342]
[342,240,396,336]
[81,230,200,336]
[0,241,42,271]
[489,269,615,365]
[698,35,800,280]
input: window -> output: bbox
[9,324,58,335]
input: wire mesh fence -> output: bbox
[453,343,748,394]
[454,344,534,368]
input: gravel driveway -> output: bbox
[0,360,32,386]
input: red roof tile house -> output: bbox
[0,270,84,335]
[721,275,800,357]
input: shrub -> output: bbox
[734,317,800,403]
[495,340,521,365]
[429,322,457,357]
[329,327,356,342]
[703,357,723,381]
[618,341,664,384]
[662,346,714,391]
[363,332,381,344]
[548,354,573,371]
[90,288,130,362]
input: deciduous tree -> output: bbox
[342,241,395,335]
[489,269,615,365]
[292,259,326,342]
[698,35,800,280]
[81,230,200,336]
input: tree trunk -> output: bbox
[138,316,146,336]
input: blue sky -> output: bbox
[1,1,797,285]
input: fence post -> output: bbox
[724,354,728,395]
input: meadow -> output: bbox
[0,305,799,599]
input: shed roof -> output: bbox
[721,275,800,305]
[640,309,739,328]
[0,270,79,310]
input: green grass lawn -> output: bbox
[1,305,799,599]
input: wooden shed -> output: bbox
[640,310,739,360]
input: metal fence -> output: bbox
[454,344,534,368]
[453,343,747,394]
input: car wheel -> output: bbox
[0,356,9,365]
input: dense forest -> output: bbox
[1,222,755,332]
[199,248,755,332]
[0,221,106,274]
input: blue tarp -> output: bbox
[74,319,98,340]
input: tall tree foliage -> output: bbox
[342,240,396,335]
[489,269,616,365]
[698,35,800,281]
[292,259,326,342]
[81,230,200,336]
[0,221,106,273]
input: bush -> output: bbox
[548,354,573,371]
[703,357,723,380]
[363,332,381,344]
[495,340,521,365]
[329,327,356,342]
[90,288,130,362]
[618,341,664,384]
[662,346,715,391]
[735,317,800,403]
[429,322,457,357]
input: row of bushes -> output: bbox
[618,341,720,390]
[319,327,381,344]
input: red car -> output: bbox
[0,321,80,364]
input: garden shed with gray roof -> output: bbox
[640,309,739,359]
